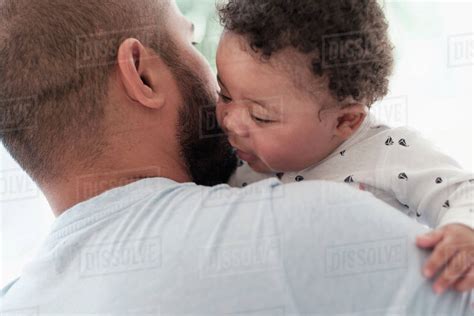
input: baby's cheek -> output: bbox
[256,137,292,171]
[267,140,316,171]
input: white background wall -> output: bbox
[1,0,473,287]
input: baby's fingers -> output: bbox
[433,252,471,294]
[423,241,457,278]
[453,266,474,292]
[417,229,444,249]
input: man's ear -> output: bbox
[117,38,165,109]
[333,103,368,140]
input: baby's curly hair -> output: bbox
[218,0,394,106]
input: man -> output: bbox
[0,0,471,314]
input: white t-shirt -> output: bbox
[230,114,474,230]
[1,178,472,315]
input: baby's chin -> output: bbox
[247,159,275,174]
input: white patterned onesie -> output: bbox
[228,114,474,229]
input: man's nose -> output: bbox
[221,106,250,138]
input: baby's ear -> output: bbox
[333,103,368,140]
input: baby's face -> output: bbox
[215,32,342,173]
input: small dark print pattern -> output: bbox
[443,200,450,208]
[435,177,443,184]
[340,150,346,156]
[238,160,244,167]
[295,175,305,182]
[344,176,354,183]
[385,137,395,146]
[399,139,409,147]
[242,182,248,187]
[398,173,408,181]
[276,173,284,180]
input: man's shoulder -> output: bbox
[212,177,371,211]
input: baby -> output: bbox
[215,0,474,294]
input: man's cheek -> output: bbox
[194,52,217,94]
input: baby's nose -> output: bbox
[222,108,250,138]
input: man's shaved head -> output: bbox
[0,0,170,182]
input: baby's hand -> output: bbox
[416,224,474,294]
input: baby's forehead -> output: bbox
[218,32,333,103]
[269,48,324,83]
[220,31,310,74]
[254,48,330,104]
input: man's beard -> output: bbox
[169,59,237,186]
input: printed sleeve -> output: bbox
[376,129,474,229]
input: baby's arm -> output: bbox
[378,128,474,293]
[379,128,473,230]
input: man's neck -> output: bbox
[42,161,190,217]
